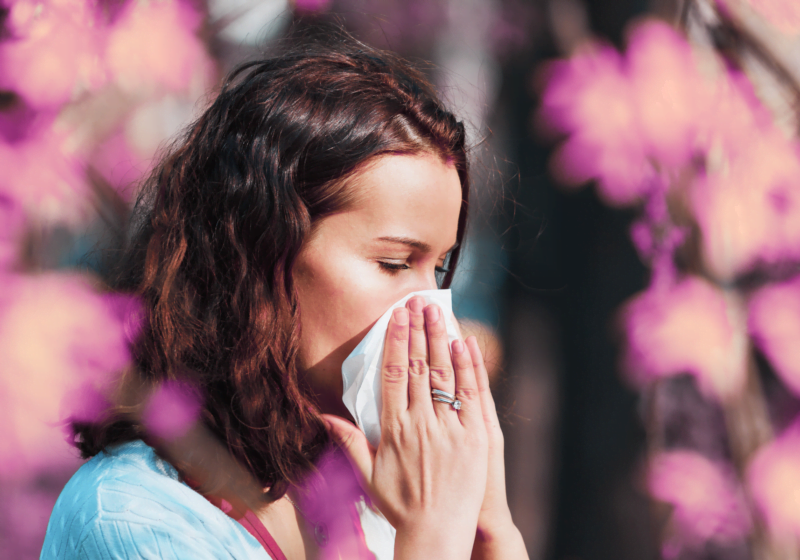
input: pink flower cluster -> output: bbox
[0,0,211,109]
[540,20,712,205]
[648,450,751,553]
[0,122,89,224]
[540,18,800,281]
[747,423,800,541]
[749,276,800,397]
[0,0,216,229]
[142,380,202,441]
[542,13,800,554]
[0,272,139,479]
[621,276,748,401]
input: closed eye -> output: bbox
[378,262,410,274]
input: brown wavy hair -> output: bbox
[72,30,470,497]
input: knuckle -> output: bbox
[382,364,407,383]
[382,419,404,441]
[456,386,479,401]
[408,358,429,376]
[339,430,357,449]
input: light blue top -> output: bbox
[40,440,271,559]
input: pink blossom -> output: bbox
[105,0,214,96]
[541,42,652,206]
[690,130,800,281]
[295,448,374,559]
[142,381,201,441]
[621,276,748,401]
[540,21,720,205]
[747,422,800,540]
[89,128,155,201]
[0,273,138,479]
[0,125,89,225]
[626,20,714,169]
[648,450,750,547]
[0,0,106,108]
[749,276,800,396]
[295,0,331,13]
[700,71,777,161]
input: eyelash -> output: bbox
[378,262,451,275]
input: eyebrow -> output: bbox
[376,236,460,254]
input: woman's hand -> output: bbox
[464,337,528,560]
[323,296,489,560]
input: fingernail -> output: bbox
[393,307,409,325]
[453,339,464,354]
[408,297,424,313]
[424,305,439,323]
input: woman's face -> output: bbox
[293,153,463,415]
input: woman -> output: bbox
[42,31,528,560]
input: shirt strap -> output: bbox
[237,510,289,560]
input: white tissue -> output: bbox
[341,289,461,448]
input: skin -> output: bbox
[265,153,527,559]
[293,153,461,418]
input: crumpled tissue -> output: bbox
[341,289,462,449]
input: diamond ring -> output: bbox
[431,389,462,410]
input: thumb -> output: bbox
[321,414,376,489]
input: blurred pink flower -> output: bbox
[540,20,720,205]
[0,273,138,479]
[749,276,800,396]
[700,70,776,161]
[142,380,201,440]
[541,42,653,206]
[747,422,800,540]
[106,0,213,95]
[295,0,331,13]
[297,448,373,559]
[621,276,748,400]
[0,0,106,108]
[91,93,201,199]
[648,450,750,548]
[690,130,800,281]
[0,125,89,224]
[626,20,714,169]
[90,127,155,201]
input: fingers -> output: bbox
[425,303,456,418]
[381,307,410,424]
[322,414,376,492]
[451,336,483,428]
[406,297,433,415]
[466,336,501,431]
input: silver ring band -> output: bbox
[431,388,455,400]
[432,393,462,411]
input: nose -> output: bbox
[414,269,439,292]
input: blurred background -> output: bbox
[5,0,800,559]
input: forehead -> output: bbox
[344,153,463,247]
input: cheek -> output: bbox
[296,255,398,358]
